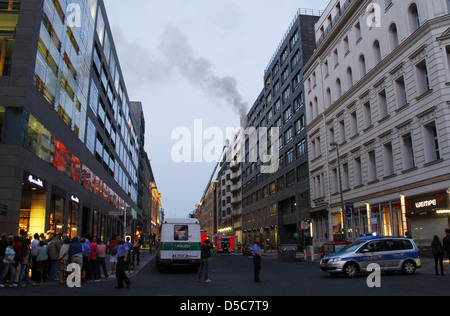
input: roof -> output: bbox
[163,218,200,225]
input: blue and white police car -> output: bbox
[320,234,421,278]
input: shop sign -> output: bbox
[70,195,80,204]
[24,172,47,189]
[406,192,448,215]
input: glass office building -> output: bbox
[0,0,147,241]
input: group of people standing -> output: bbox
[0,232,140,289]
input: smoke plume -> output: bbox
[159,24,248,127]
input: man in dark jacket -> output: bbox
[443,229,450,263]
[197,239,213,282]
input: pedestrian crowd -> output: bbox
[0,231,140,289]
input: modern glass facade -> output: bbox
[0,0,150,239]
[0,0,20,76]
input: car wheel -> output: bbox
[343,262,359,278]
[402,260,416,275]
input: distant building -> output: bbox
[241,9,321,248]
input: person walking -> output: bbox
[432,235,445,275]
[197,239,213,283]
[87,238,98,281]
[252,236,262,283]
[443,229,450,264]
[0,237,16,287]
[114,236,131,289]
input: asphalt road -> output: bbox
[2,253,449,297]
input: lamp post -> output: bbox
[330,141,346,240]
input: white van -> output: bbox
[156,218,201,272]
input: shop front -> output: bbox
[406,191,450,249]
[20,171,48,237]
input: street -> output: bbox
[1,252,449,297]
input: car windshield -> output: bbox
[339,240,366,253]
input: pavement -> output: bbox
[24,249,157,287]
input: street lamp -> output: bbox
[330,141,346,240]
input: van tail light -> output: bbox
[193,259,200,263]
[161,259,171,263]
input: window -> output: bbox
[368,150,377,182]
[415,59,430,95]
[336,78,342,98]
[395,76,408,108]
[378,89,388,119]
[383,142,395,176]
[373,40,382,64]
[343,163,349,190]
[354,157,363,186]
[286,170,295,187]
[408,3,420,33]
[295,115,305,134]
[364,101,372,128]
[286,148,294,165]
[389,23,399,50]
[283,106,292,123]
[339,119,346,143]
[296,139,306,158]
[446,46,450,77]
[285,127,293,144]
[333,49,339,66]
[401,133,415,170]
[344,36,349,54]
[347,67,353,88]
[355,22,362,42]
[359,55,366,78]
[331,168,338,193]
[350,111,358,137]
[423,121,440,162]
[174,225,188,241]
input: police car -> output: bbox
[320,234,421,278]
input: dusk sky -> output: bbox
[104,0,330,218]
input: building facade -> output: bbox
[302,0,450,250]
[216,132,243,244]
[0,0,158,242]
[241,9,321,248]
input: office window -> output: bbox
[296,139,306,158]
[285,127,293,144]
[293,93,304,112]
[286,148,294,165]
[389,23,399,50]
[415,59,430,95]
[344,36,349,54]
[359,54,366,78]
[283,106,292,123]
[446,46,450,76]
[395,76,408,108]
[378,89,388,119]
[355,22,362,42]
[423,121,440,162]
[368,150,377,182]
[331,168,338,193]
[408,3,420,33]
[401,133,415,170]
[86,118,96,154]
[373,40,382,64]
[364,101,372,128]
[343,163,349,190]
[295,115,305,134]
[383,142,395,176]
[350,111,358,137]
[339,119,346,143]
[354,157,363,186]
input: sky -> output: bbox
[103,0,330,218]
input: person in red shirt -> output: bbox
[87,238,98,281]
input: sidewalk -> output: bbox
[29,249,156,287]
